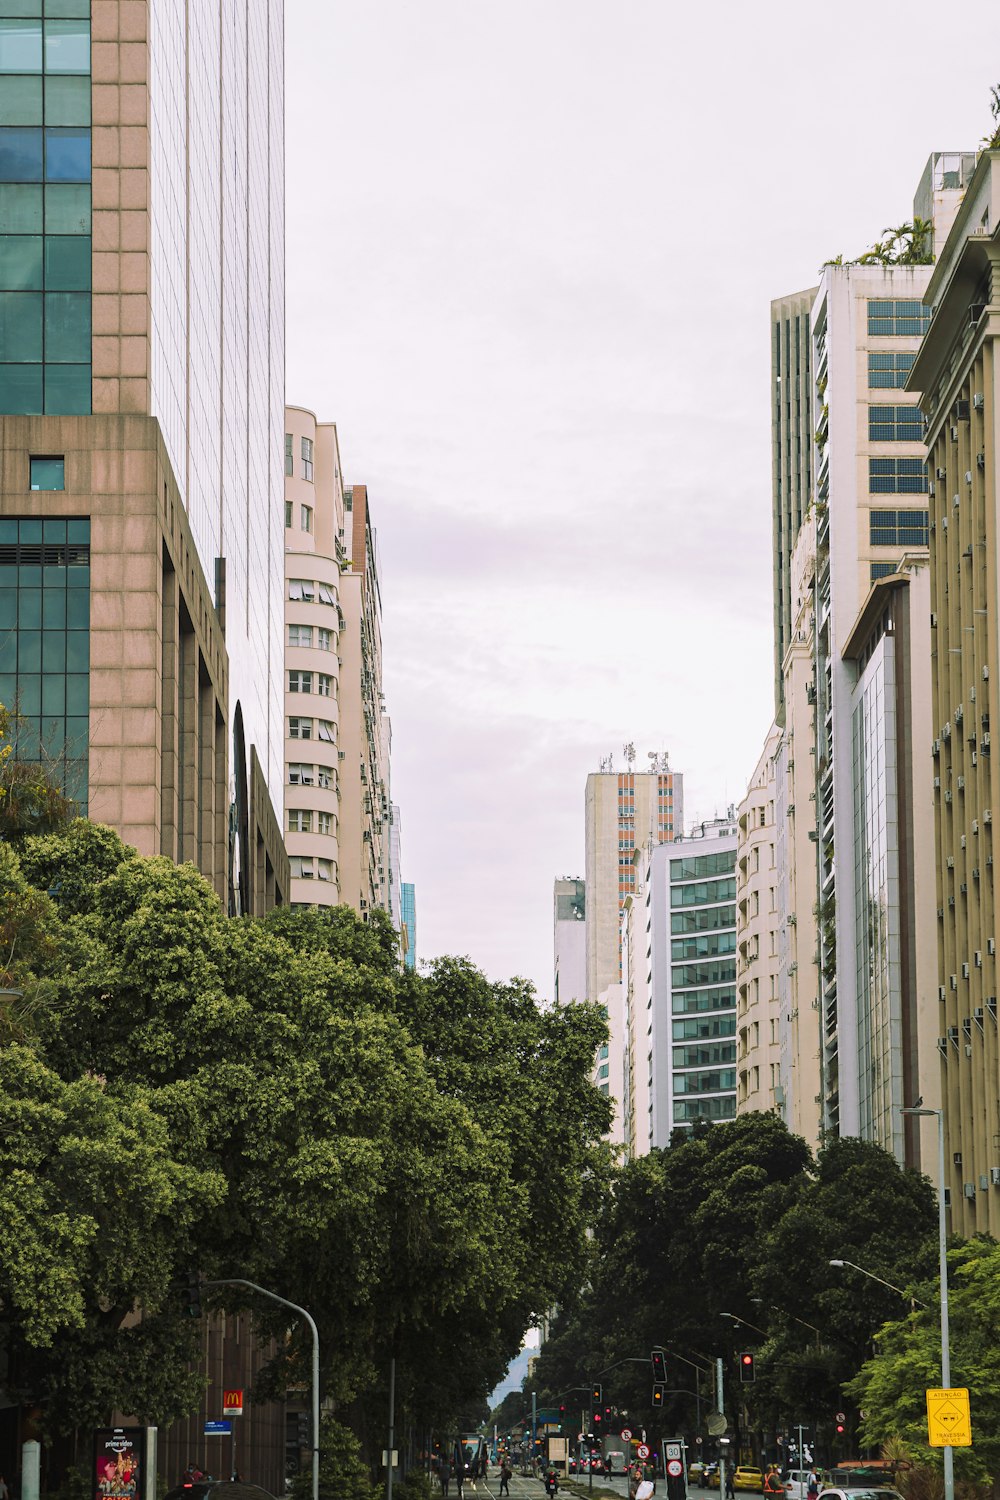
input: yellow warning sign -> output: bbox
[926,1388,972,1447]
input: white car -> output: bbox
[785,1473,815,1499]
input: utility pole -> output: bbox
[716,1359,727,1500]
[387,1357,396,1500]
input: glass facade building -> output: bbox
[401,881,416,972]
[0,0,92,416]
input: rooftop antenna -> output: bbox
[623,741,636,769]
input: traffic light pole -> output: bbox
[203,1279,319,1500]
[716,1359,726,1500]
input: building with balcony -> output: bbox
[908,147,1000,1229]
[736,724,782,1117]
[553,875,586,1004]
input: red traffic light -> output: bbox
[594,1412,602,1423]
[741,1354,752,1366]
[836,1424,845,1434]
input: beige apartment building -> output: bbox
[283,406,391,923]
[0,0,289,918]
[736,724,782,1116]
[772,287,818,715]
[908,148,1000,1231]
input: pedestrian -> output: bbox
[636,1476,654,1500]
[0,1474,9,1500]
[764,1469,784,1498]
[500,1458,512,1497]
[806,1472,818,1500]
[725,1471,735,1500]
[440,1458,452,1498]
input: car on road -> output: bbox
[734,1469,765,1492]
[688,1463,705,1484]
[818,1489,901,1500]
[703,1465,720,1489]
[784,1472,815,1498]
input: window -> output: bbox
[301,436,314,481]
[317,857,332,881]
[289,717,312,740]
[318,582,336,605]
[288,670,312,693]
[317,627,331,651]
[868,351,915,388]
[869,509,929,547]
[300,504,313,533]
[316,673,332,697]
[288,578,315,601]
[284,433,293,477]
[317,811,332,836]
[284,500,292,528]
[288,624,312,648]
[289,855,314,879]
[867,299,931,336]
[317,766,332,789]
[317,719,335,742]
[868,404,924,442]
[29,454,63,489]
[288,808,312,833]
[288,763,314,785]
[870,561,897,581]
[869,458,928,494]
[670,851,736,881]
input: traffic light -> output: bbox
[738,1351,755,1384]
[185,1267,202,1318]
[651,1348,666,1382]
[652,1384,665,1408]
[835,1420,845,1435]
[591,1384,603,1426]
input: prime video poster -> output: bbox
[95,1429,144,1500]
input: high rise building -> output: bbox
[400,880,416,972]
[584,753,683,1001]
[0,0,287,913]
[736,725,782,1116]
[648,813,738,1143]
[283,407,393,927]
[908,147,1000,1230]
[553,876,586,1004]
[767,152,970,1155]
[772,287,817,714]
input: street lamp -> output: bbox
[753,1300,821,1350]
[902,1103,952,1500]
[720,1311,768,1338]
[827,1260,926,1308]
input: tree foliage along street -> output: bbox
[528,1116,938,1455]
[0,819,612,1458]
[848,1238,1000,1486]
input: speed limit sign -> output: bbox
[637,1445,650,1461]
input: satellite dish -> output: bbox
[707,1413,727,1437]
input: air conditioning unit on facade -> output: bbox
[967,471,974,485]
[963,962,970,978]
[974,393,985,410]
[936,467,948,480]
[939,985,947,1001]
[964,1183,976,1200]
[991,1167,1000,1186]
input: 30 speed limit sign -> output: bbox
[637,1445,651,1461]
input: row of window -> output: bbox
[288,623,333,651]
[288,670,334,697]
[288,808,334,835]
[670,876,737,908]
[288,578,337,605]
[671,931,737,962]
[673,1095,736,1122]
[866,299,931,337]
[0,125,89,180]
[0,17,89,75]
[284,433,314,480]
[284,501,313,533]
[1,72,89,126]
[289,855,334,881]
[868,404,923,442]
[869,458,928,494]
[868,351,915,388]
[288,716,335,742]
[869,508,928,547]
[287,763,334,788]
[670,904,736,935]
[670,851,735,882]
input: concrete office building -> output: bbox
[621,882,651,1157]
[553,875,586,1004]
[0,0,287,913]
[648,814,738,1143]
[736,725,782,1116]
[908,148,1000,1230]
[772,287,817,714]
[584,754,683,1002]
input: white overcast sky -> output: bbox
[285,1,1000,999]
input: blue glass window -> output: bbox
[0,361,40,410]
[44,0,89,18]
[869,404,924,442]
[43,360,88,412]
[0,233,42,287]
[44,289,88,358]
[1,2,42,17]
[0,127,43,180]
[43,19,89,73]
[869,457,928,494]
[44,74,88,125]
[0,287,42,356]
[43,234,88,288]
[868,351,915,389]
[44,126,89,180]
[0,183,42,231]
[29,454,63,489]
[0,75,42,125]
[869,509,929,547]
[44,182,87,231]
[0,20,42,73]
[867,299,931,337]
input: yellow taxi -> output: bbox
[734,1470,765,1493]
